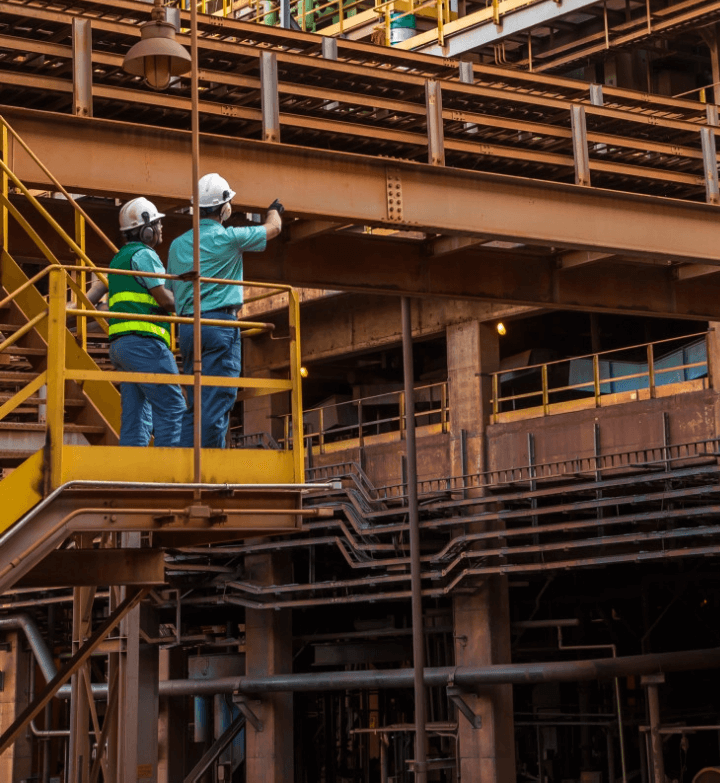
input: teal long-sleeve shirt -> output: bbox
[166,219,267,316]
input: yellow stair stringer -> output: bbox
[1,249,121,435]
[0,448,44,537]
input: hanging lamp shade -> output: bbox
[123,20,191,91]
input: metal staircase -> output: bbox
[0,114,311,597]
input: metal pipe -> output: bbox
[191,0,203,487]
[0,614,56,684]
[401,295,428,783]
[156,645,720,696]
[644,677,665,783]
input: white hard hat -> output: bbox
[196,173,236,208]
[119,197,165,232]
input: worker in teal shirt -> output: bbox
[108,197,186,447]
[167,173,283,448]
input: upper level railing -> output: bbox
[279,380,448,452]
[1,1,719,205]
[490,332,709,422]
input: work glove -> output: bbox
[268,198,284,215]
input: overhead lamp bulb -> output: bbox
[496,322,507,336]
[122,7,191,92]
[300,366,309,378]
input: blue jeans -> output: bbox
[178,311,240,448]
[109,334,186,447]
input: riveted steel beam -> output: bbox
[5,108,720,271]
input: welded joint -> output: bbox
[447,686,482,729]
[386,168,403,223]
[232,693,264,732]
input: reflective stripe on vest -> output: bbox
[108,320,171,345]
[109,291,161,309]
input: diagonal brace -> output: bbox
[447,686,482,729]
[183,712,247,783]
[0,587,147,755]
[233,692,264,732]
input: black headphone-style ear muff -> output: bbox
[139,210,158,245]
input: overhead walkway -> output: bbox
[0,114,312,596]
[2,0,720,320]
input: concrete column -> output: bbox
[446,320,516,783]
[244,552,294,783]
[447,320,498,477]
[0,630,32,782]
[243,369,287,445]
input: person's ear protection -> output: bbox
[220,201,232,223]
[139,211,158,245]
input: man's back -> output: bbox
[167,218,266,315]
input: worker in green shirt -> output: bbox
[108,197,186,447]
[167,173,283,448]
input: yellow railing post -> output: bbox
[1,121,7,255]
[319,406,325,454]
[46,267,67,492]
[647,344,656,398]
[74,210,87,351]
[492,373,499,424]
[398,391,405,438]
[441,381,448,433]
[288,288,305,483]
[541,364,549,415]
[593,353,601,407]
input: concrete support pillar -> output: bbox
[447,320,498,478]
[446,320,516,783]
[244,552,294,783]
[0,630,32,782]
[243,369,287,445]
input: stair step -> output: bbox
[0,372,44,384]
[0,347,46,356]
[0,422,107,434]
[0,394,84,407]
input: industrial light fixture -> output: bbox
[300,366,309,378]
[122,0,191,91]
[496,322,507,336]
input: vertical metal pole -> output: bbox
[1,121,7,255]
[571,104,591,186]
[72,18,93,118]
[46,267,66,492]
[647,344,656,398]
[614,676,628,783]
[321,37,338,59]
[425,81,445,167]
[700,127,720,205]
[260,51,281,142]
[401,296,428,783]
[642,674,665,783]
[191,0,203,487]
[288,288,305,482]
[75,211,87,351]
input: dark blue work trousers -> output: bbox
[178,311,241,448]
[108,334,185,447]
